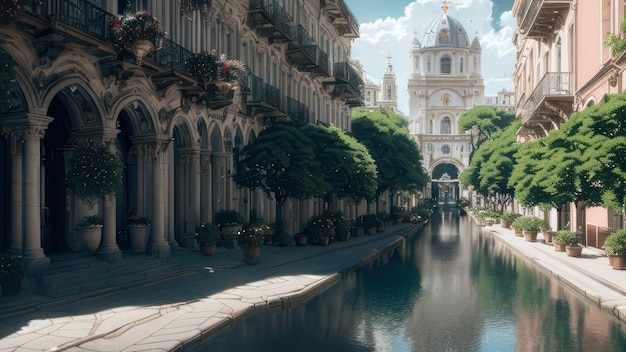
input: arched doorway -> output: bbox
[431,163,460,207]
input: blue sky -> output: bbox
[343,0,516,114]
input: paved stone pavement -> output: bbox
[0,220,624,352]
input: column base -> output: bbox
[150,241,171,258]
[97,244,123,261]
[22,251,50,275]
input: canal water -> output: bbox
[204,210,626,351]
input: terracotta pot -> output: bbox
[242,246,261,264]
[296,235,308,246]
[501,219,510,229]
[566,246,582,257]
[523,230,538,242]
[319,237,330,246]
[608,254,626,270]
[201,244,216,256]
[554,243,566,252]
[514,228,523,237]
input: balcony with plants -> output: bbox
[13,0,243,110]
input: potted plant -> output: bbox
[556,230,582,257]
[196,222,221,256]
[0,255,23,296]
[330,211,351,241]
[127,212,151,253]
[554,230,575,252]
[519,216,548,242]
[501,211,519,229]
[78,215,103,253]
[108,10,163,65]
[214,209,245,241]
[239,225,263,264]
[305,215,334,246]
[0,0,18,26]
[184,50,218,84]
[362,214,378,235]
[604,229,626,269]
[66,139,123,210]
[510,216,525,237]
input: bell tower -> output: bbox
[379,51,398,111]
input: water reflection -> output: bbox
[203,210,626,352]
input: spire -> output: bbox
[386,51,392,64]
[385,51,394,74]
[442,0,450,14]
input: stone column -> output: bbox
[22,116,53,274]
[9,134,23,253]
[150,142,171,258]
[97,194,122,261]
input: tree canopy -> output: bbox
[233,123,330,226]
[458,106,516,157]
[351,108,429,198]
[301,124,378,204]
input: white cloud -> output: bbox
[350,0,516,114]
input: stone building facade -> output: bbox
[0,0,363,275]
[407,5,484,205]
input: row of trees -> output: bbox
[233,108,430,230]
[460,94,626,226]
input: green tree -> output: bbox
[351,108,429,212]
[301,124,378,205]
[460,120,520,211]
[458,106,516,158]
[233,123,330,230]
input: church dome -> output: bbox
[410,36,422,51]
[421,13,470,49]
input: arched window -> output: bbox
[440,55,451,74]
[415,56,420,71]
[429,120,433,134]
[459,58,464,73]
[440,117,451,134]
[427,143,433,152]
[427,56,432,72]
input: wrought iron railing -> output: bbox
[334,0,359,36]
[286,97,309,125]
[290,25,317,63]
[248,0,293,41]
[517,0,571,36]
[333,61,364,95]
[264,84,281,109]
[149,39,195,72]
[519,72,572,122]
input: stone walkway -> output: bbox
[0,219,624,351]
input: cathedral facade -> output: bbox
[407,6,484,205]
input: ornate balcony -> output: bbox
[518,72,574,138]
[285,97,310,126]
[320,0,359,38]
[323,62,364,107]
[516,0,571,39]
[241,73,285,118]
[286,25,330,77]
[248,0,293,43]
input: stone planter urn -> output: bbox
[129,225,149,253]
[79,225,102,253]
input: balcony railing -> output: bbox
[519,72,572,124]
[248,0,293,42]
[286,25,330,76]
[333,61,363,96]
[286,97,309,126]
[516,0,571,38]
[321,0,359,38]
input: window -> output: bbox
[440,55,451,74]
[459,58,464,73]
[440,117,451,134]
[441,144,451,154]
[428,143,433,152]
[427,56,432,72]
[386,85,392,100]
[415,56,420,71]
[429,120,433,134]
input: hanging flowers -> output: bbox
[217,54,246,82]
[108,10,163,50]
[179,0,212,22]
[0,0,19,26]
[184,50,218,83]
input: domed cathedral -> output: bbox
[407,1,484,206]
[0,0,363,279]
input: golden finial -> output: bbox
[413,30,417,36]
[387,51,392,63]
[442,0,450,13]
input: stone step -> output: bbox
[35,252,180,298]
